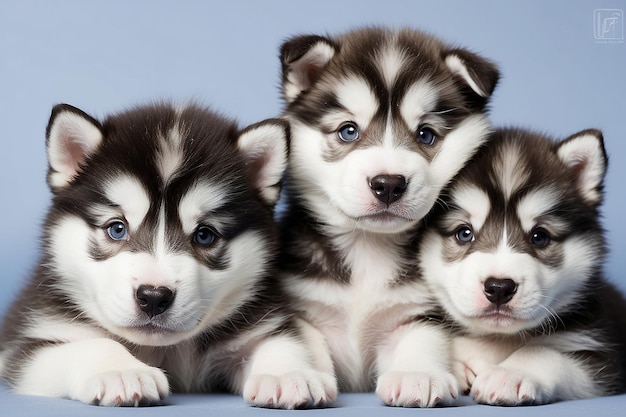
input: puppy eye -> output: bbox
[193,226,218,246]
[455,226,474,244]
[530,228,550,248]
[106,221,128,241]
[417,126,437,145]
[337,123,359,142]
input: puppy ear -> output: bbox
[280,35,337,103]
[444,49,499,108]
[556,129,608,206]
[46,104,103,192]
[237,119,289,206]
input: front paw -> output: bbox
[243,370,337,409]
[71,367,169,406]
[471,365,544,405]
[376,370,459,407]
[451,360,476,395]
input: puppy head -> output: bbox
[421,128,607,335]
[44,103,288,346]
[280,27,499,234]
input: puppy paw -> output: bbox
[72,367,169,406]
[376,370,459,407]
[471,365,544,405]
[243,370,337,409]
[451,360,475,395]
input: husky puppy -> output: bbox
[0,102,336,408]
[420,128,626,405]
[277,27,499,407]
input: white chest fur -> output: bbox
[285,233,431,391]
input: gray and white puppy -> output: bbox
[0,102,337,408]
[421,128,626,405]
[277,27,499,407]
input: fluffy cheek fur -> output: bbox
[421,232,598,335]
[47,216,270,346]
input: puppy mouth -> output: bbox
[332,203,420,233]
[125,316,191,334]
[475,307,521,323]
[359,211,411,222]
[125,322,177,336]
[115,320,197,347]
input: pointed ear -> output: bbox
[280,35,337,103]
[46,104,103,192]
[237,119,289,206]
[556,129,608,206]
[444,48,499,108]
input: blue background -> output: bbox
[0,0,624,312]
[1,0,625,313]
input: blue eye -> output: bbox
[455,226,474,244]
[530,228,550,248]
[194,226,217,246]
[337,123,359,142]
[107,221,128,241]
[417,126,437,145]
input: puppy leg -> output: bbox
[471,345,600,405]
[242,320,337,409]
[451,336,516,394]
[376,323,459,407]
[16,338,169,406]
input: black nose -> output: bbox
[483,278,517,307]
[369,175,407,205]
[136,285,175,318]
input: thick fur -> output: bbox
[0,102,337,408]
[421,128,626,405]
[277,27,499,407]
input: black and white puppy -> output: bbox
[421,128,626,405]
[0,102,336,408]
[277,27,499,407]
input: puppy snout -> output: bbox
[369,175,407,205]
[136,285,175,319]
[483,277,517,307]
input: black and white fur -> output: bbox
[277,27,499,407]
[0,102,337,408]
[421,128,626,405]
